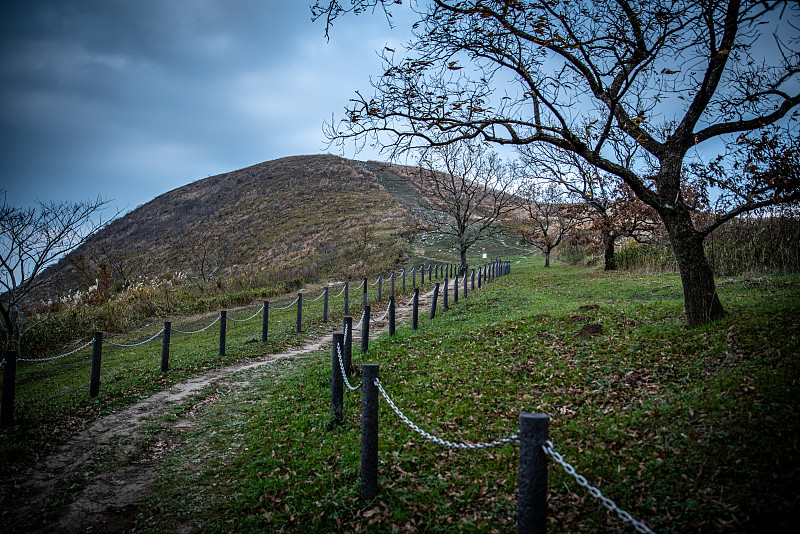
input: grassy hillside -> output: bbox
[39,155,413,298]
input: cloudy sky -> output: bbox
[1,1,414,213]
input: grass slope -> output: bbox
[123,260,799,533]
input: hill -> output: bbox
[40,155,419,298]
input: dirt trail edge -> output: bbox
[1,289,436,533]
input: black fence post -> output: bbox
[331,333,344,421]
[1,350,18,428]
[429,264,432,281]
[413,266,417,287]
[219,311,227,356]
[345,281,350,316]
[518,413,550,534]
[161,321,171,372]
[435,263,439,279]
[262,301,269,342]
[454,275,459,305]
[362,278,368,312]
[361,306,370,353]
[90,331,103,397]
[464,271,468,299]
[471,269,475,290]
[412,288,419,330]
[444,276,449,310]
[402,269,406,293]
[296,294,303,333]
[323,287,329,324]
[431,282,440,319]
[421,264,425,284]
[378,275,383,302]
[391,272,396,300]
[388,296,395,336]
[343,316,353,373]
[361,363,380,500]
[478,266,482,288]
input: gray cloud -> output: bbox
[1,1,408,212]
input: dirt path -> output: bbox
[0,289,442,533]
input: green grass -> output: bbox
[123,260,800,533]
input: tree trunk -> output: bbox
[544,250,550,267]
[662,209,727,326]
[460,248,468,275]
[602,230,617,271]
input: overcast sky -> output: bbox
[1,1,414,213]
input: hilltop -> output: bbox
[40,155,421,298]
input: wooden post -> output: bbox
[90,331,103,397]
[161,321,171,372]
[219,311,227,355]
[296,294,303,333]
[361,306,370,353]
[388,296,395,336]
[518,413,550,534]
[262,301,269,342]
[343,316,353,373]
[1,350,18,427]
[331,333,344,421]
[323,287,329,323]
[361,363,380,499]
[412,288,419,330]
[431,282,440,319]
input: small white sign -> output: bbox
[482,253,487,259]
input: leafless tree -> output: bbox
[313,0,800,326]
[411,141,520,273]
[507,181,585,267]
[0,193,110,350]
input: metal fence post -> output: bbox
[378,274,383,302]
[402,269,406,293]
[412,288,419,330]
[388,296,395,335]
[345,281,350,316]
[296,294,303,333]
[464,271,468,299]
[361,306,370,353]
[444,276,449,310]
[413,266,417,288]
[391,272,396,300]
[454,274,459,305]
[362,278,367,312]
[421,264,425,284]
[430,282,440,319]
[429,264,432,281]
[343,316,353,373]
[262,301,269,342]
[361,363,380,500]
[1,350,18,427]
[518,412,550,534]
[472,269,475,290]
[161,321,171,372]
[331,333,344,421]
[90,331,103,397]
[323,286,329,323]
[219,311,227,355]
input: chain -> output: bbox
[353,310,365,331]
[172,315,221,334]
[543,441,655,534]
[103,328,165,347]
[228,305,264,322]
[304,289,327,302]
[353,280,365,290]
[369,276,381,286]
[374,378,518,449]
[399,294,415,309]
[18,339,94,363]
[331,284,348,298]
[371,307,390,322]
[271,296,300,311]
[337,324,362,391]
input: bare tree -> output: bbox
[507,182,584,267]
[313,0,800,326]
[0,193,110,351]
[411,141,520,273]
